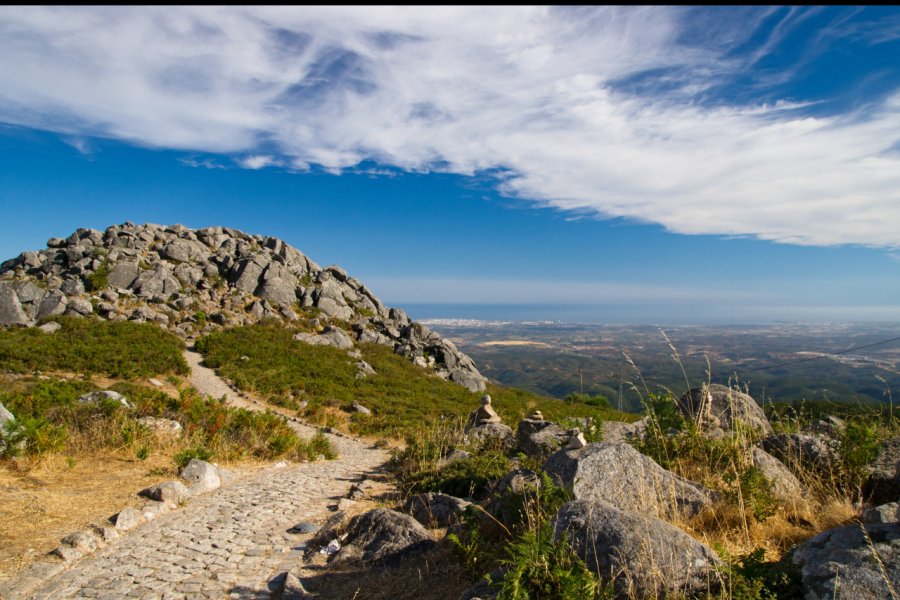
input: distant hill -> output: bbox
[0,223,486,391]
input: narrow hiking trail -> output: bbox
[14,351,390,600]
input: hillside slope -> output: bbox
[0,223,486,391]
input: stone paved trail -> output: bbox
[20,350,389,600]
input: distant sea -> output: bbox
[397,303,760,325]
[397,303,900,326]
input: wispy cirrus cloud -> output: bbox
[1,6,899,247]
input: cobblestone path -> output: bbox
[19,351,389,599]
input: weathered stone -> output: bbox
[113,507,145,531]
[553,499,722,598]
[137,416,183,437]
[133,266,179,298]
[354,360,376,379]
[180,459,221,494]
[36,290,67,320]
[51,545,83,563]
[76,390,131,409]
[139,481,191,507]
[351,403,371,415]
[292,327,354,349]
[66,296,93,316]
[544,442,713,519]
[465,394,502,429]
[0,281,29,325]
[751,446,806,504]
[107,261,140,289]
[403,493,471,528]
[517,418,571,458]
[61,278,85,296]
[0,402,15,430]
[448,367,487,393]
[678,384,772,436]
[865,437,900,505]
[336,508,434,563]
[862,502,900,524]
[792,522,900,600]
[468,422,515,451]
[38,321,62,334]
[61,530,101,554]
[762,433,836,472]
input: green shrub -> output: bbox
[174,446,213,469]
[404,450,511,499]
[496,522,611,600]
[0,317,188,378]
[86,261,111,291]
[718,548,803,600]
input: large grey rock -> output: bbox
[106,261,139,289]
[544,442,713,519]
[36,290,67,320]
[113,507,145,531]
[865,437,900,505]
[61,530,101,554]
[793,522,900,600]
[336,508,435,563]
[448,367,487,393]
[678,384,772,436]
[601,418,648,444]
[762,433,836,472]
[180,459,221,494]
[0,282,29,325]
[553,499,722,598]
[517,418,574,459]
[403,492,471,528]
[751,446,806,504]
[133,265,179,298]
[138,481,191,506]
[160,239,207,263]
[292,327,354,349]
[468,422,515,451]
[862,502,900,524]
[60,278,85,296]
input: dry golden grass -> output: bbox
[0,449,177,579]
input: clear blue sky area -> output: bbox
[2,7,899,323]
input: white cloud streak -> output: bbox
[1,6,899,247]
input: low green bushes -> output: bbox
[196,323,635,438]
[0,317,188,378]
[0,378,333,465]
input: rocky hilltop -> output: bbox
[0,223,486,391]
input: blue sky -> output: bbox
[1,6,899,323]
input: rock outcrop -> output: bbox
[677,384,772,436]
[792,521,900,600]
[865,436,900,505]
[402,492,471,528]
[334,508,435,563]
[553,499,721,598]
[543,442,713,519]
[0,223,486,391]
